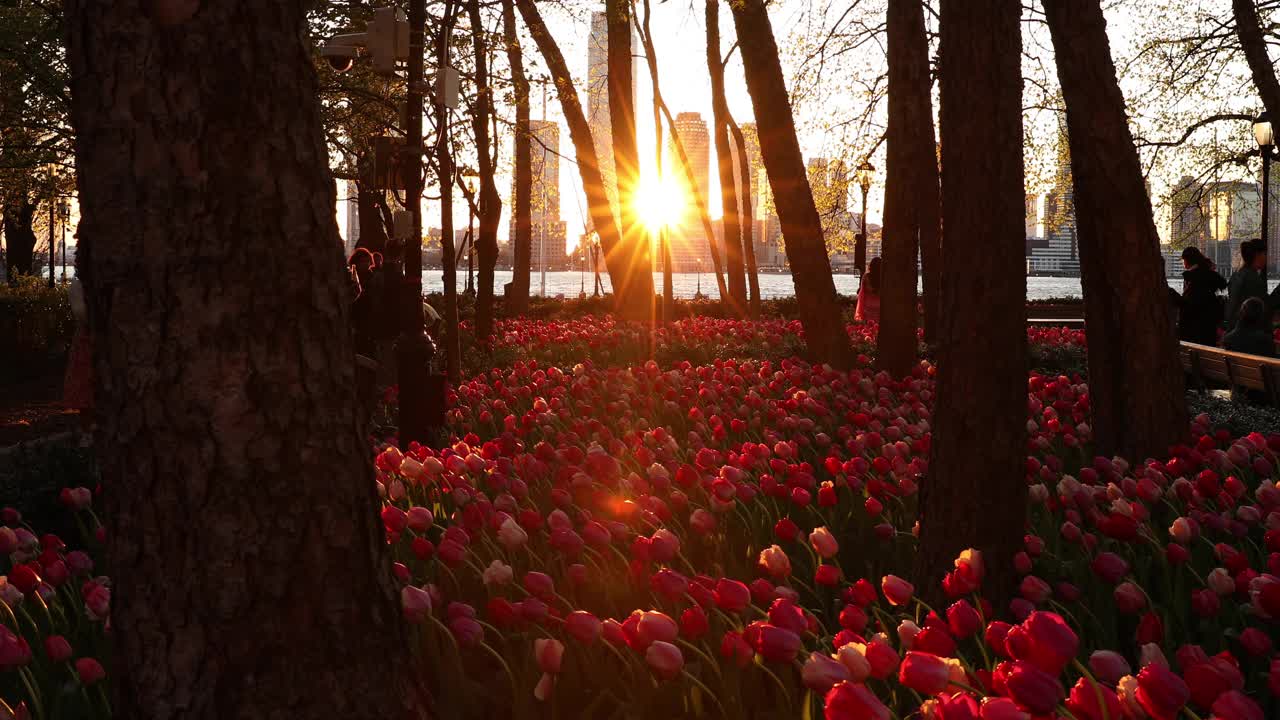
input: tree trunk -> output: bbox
[516,0,634,313]
[437,6,462,383]
[877,0,932,376]
[606,0,655,320]
[707,0,747,315]
[729,0,853,367]
[1234,0,1280,123]
[917,0,1027,607]
[1044,0,1188,460]
[63,1,430,717]
[355,157,389,254]
[2,198,37,278]
[501,0,532,315]
[727,117,762,316]
[470,0,502,341]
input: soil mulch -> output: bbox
[0,365,80,448]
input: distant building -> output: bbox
[512,119,569,271]
[344,180,361,254]
[668,112,712,272]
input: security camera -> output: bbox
[321,32,366,72]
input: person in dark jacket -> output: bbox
[1178,246,1227,345]
[1224,296,1275,403]
[1225,238,1280,327]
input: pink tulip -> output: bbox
[645,640,683,680]
[636,611,678,649]
[1088,650,1131,685]
[802,651,852,693]
[810,526,839,558]
[759,545,792,578]
[534,638,564,674]
[881,575,914,606]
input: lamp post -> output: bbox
[856,160,874,274]
[696,257,703,298]
[1255,111,1275,282]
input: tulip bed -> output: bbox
[4,316,1278,720]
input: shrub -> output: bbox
[0,275,74,377]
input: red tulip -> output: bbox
[978,697,1029,720]
[1066,677,1122,720]
[754,623,802,663]
[43,635,72,663]
[864,638,900,679]
[899,651,951,695]
[946,600,981,639]
[935,692,980,720]
[824,681,890,720]
[645,640,684,680]
[1211,690,1264,720]
[1017,611,1078,675]
[74,657,106,685]
[1003,661,1064,715]
[565,611,602,645]
[715,578,751,613]
[1088,650,1130,685]
[1136,663,1190,720]
[1184,656,1243,710]
[881,575,914,606]
[680,606,709,640]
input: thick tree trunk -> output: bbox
[1234,0,1280,123]
[607,0,655,320]
[2,198,37,278]
[437,6,462,383]
[729,0,853,367]
[502,0,532,314]
[728,117,762,316]
[917,0,1028,607]
[470,0,502,340]
[63,1,429,718]
[708,0,747,315]
[1044,0,1188,460]
[877,0,932,376]
[516,0,634,313]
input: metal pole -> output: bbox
[47,201,55,288]
[1264,146,1271,283]
[396,0,437,447]
[60,203,67,280]
[860,186,868,274]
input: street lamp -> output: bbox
[1255,111,1276,281]
[855,160,874,274]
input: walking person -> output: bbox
[855,256,882,323]
[1178,246,1226,345]
[348,248,377,356]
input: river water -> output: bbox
[425,271,1280,302]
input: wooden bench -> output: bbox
[1027,303,1085,328]
[1028,317,1085,328]
[1180,341,1280,404]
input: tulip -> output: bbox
[715,578,751,613]
[946,600,981,639]
[401,585,432,623]
[803,651,852,693]
[978,697,1029,720]
[1238,627,1272,657]
[680,606,709,640]
[759,545,793,578]
[523,572,555,601]
[533,672,555,702]
[43,635,72,663]
[74,657,106,685]
[935,692,980,720]
[720,630,754,668]
[636,611,678,649]
[1114,582,1146,614]
[1088,650,1131,685]
[824,681,890,720]
[1136,663,1190,720]
[1003,661,1064,715]
[833,643,872,682]
[882,575,914,606]
[864,638,900,679]
[1212,690,1264,720]
[449,616,484,647]
[754,624,802,663]
[899,651,951,695]
[810,526,840,558]
[497,517,528,550]
[774,517,800,543]
[1066,677,1122,720]
[565,611,601,645]
[645,640,684,680]
[482,560,513,586]
[1185,656,1243,710]
[535,638,564,674]
[1017,611,1078,675]
[1208,567,1235,596]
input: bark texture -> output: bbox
[730,0,853,367]
[501,0,532,314]
[636,0,674,321]
[708,0,747,315]
[607,0,655,320]
[63,1,429,718]
[1044,0,1188,460]
[918,0,1028,607]
[1234,0,1280,123]
[516,0,635,312]
[470,0,502,340]
[877,0,933,376]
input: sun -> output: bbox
[633,173,686,234]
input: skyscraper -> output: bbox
[739,122,784,268]
[517,119,568,271]
[587,11,638,226]
[669,112,711,272]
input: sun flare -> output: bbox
[633,173,686,234]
